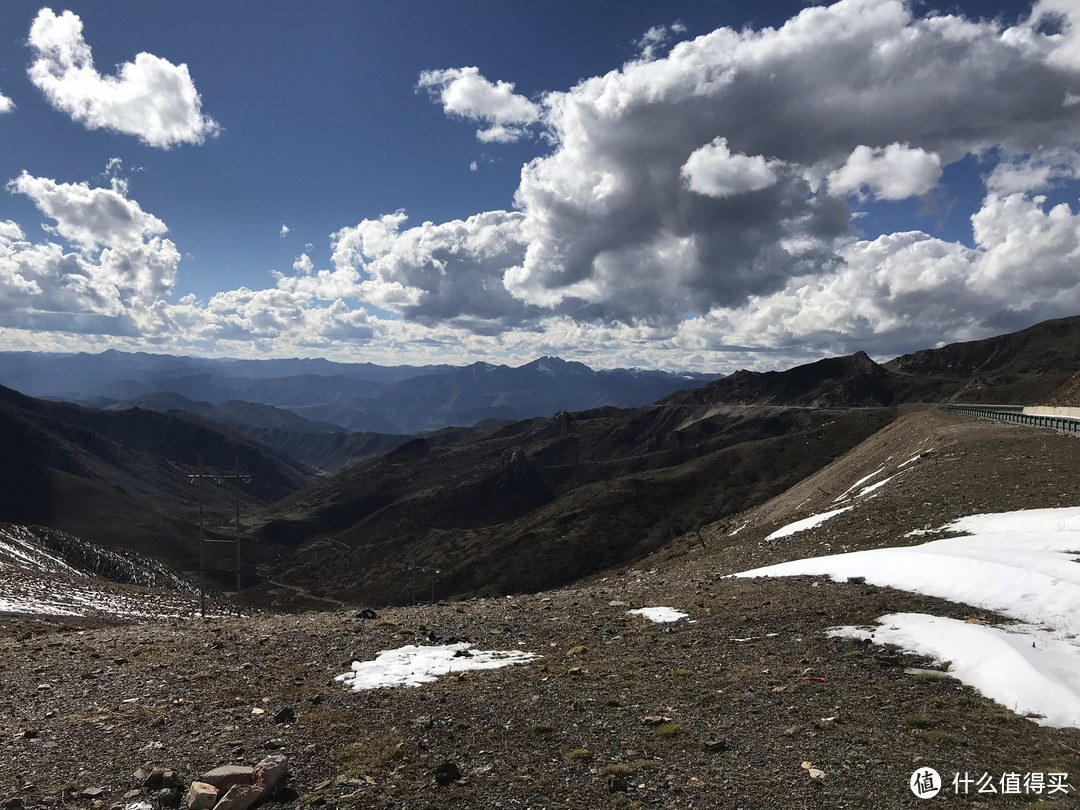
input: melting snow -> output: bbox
[765,506,853,540]
[336,643,538,690]
[0,526,82,576]
[628,606,689,623]
[833,467,885,502]
[857,473,897,498]
[735,506,1080,727]
[898,453,922,468]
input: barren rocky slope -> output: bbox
[2,406,1079,809]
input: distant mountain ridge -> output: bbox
[0,350,722,438]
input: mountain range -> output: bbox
[4,314,1080,604]
[0,351,721,436]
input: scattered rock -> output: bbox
[272,707,295,724]
[199,765,255,793]
[215,784,262,810]
[433,761,461,787]
[184,781,218,810]
[254,754,289,794]
[808,768,826,781]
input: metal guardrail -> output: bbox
[945,404,1080,435]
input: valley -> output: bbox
[2,316,1080,807]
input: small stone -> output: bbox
[185,782,218,810]
[272,707,295,724]
[254,754,289,794]
[157,787,181,809]
[79,788,105,800]
[214,784,263,810]
[703,740,727,754]
[161,771,184,790]
[264,739,286,750]
[123,789,142,800]
[142,769,164,790]
[251,707,265,716]
[808,768,826,781]
[434,761,461,787]
[199,765,254,792]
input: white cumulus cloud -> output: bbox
[27,8,219,148]
[0,172,179,335]
[0,88,13,114]
[828,143,943,200]
[681,137,784,198]
[418,66,540,143]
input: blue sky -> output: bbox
[0,0,1077,371]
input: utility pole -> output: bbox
[187,455,252,616]
[187,455,209,617]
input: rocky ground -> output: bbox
[2,407,1080,809]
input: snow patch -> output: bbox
[833,467,885,502]
[831,614,1080,728]
[336,643,537,690]
[765,506,853,540]
[857,473,897,498]
[735,506,1080,727]
[628,606,689,623]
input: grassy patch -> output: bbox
[337,735,405,776]
[598,760,657,778]
[651,722,680,739]
[564,748,591,762]
[902,713,936,729]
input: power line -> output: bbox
[187,454,253,616]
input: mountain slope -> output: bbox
[0,384,312,571]
[248,393,896,605]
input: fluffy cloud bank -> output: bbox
[1,171,179,334]
[3,0,1080,370]
[27,8,218,148]
[404,0,1080,354]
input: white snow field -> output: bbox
[735,507,1080,727]
[336,643,538,690]
[628,606,689,623]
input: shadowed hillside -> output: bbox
[0,384,313,572]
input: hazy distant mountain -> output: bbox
[0,350,722,437]
[288,356,721,433]
[0,349,457,400]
